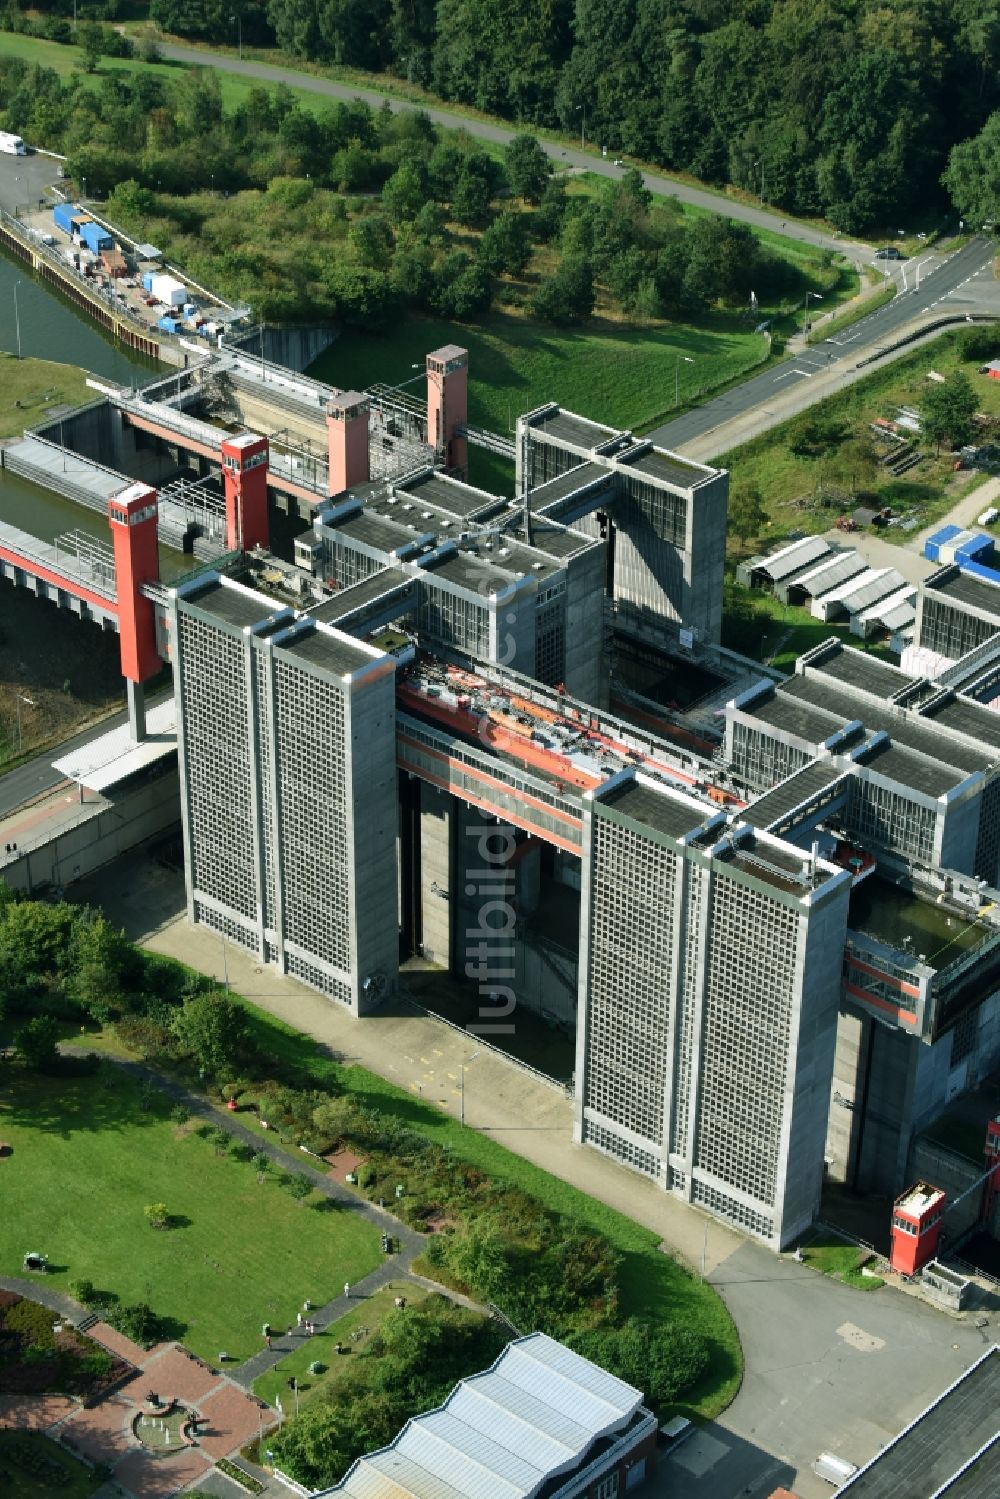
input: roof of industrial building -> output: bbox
[810,646,914,699]
[332,508,417,552]
[533,462,613,508]
[753,535,831,582]
[320,1332,645,1499]
[309,569,412,624]
[531,408,618,450]
[422,548,518,593]
[922,693,1000,749]
[743,761,848,830]
[749,689,852,745]
[182,577,273,630]
[835,1346,1000,1499]
[510,517,598,560]
[398,471,506,519]
[783,675,991,774]
[858,738,962,797]
[276,623,381,678]
[600,778,710,841]
[620,444,712,489]
[926,567,1000,617]
[794,550,868,596]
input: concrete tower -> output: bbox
[327,392,370,497]
[426,346,468,477]
[108,481,161,740]
[221,432,269,553]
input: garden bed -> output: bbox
[0,1294,131,1400]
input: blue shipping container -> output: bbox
[142,272,155,293]
[157,316,180,333]
[80,221,113,254]
[52,202,78,235]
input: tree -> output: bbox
[13,1015,59,1071]
[350,212,395,270]
[171,989,250,1078]
[574,1318,710,1404]
[504,133,551,202]
[78,23,104,74]
[382,159,428,223]
[923,371,978,452]
[206,1125,230,1156]
[530,254,594,323]
[144,1202,171,1230]
[729,481,768,544]
[451,156,495,227]
[252,1150,270,1183]
[67,911,137,1023]
[478,210,529,276]
[283,1171,313,1206]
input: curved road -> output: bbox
[156,40,870,260]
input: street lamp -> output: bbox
[12,281,22,360]
[15,694,35,755]
[803,290,821,334]
[753,158,764,204]
[675,355,694,408]
[230,13,242,61]
[460,1051,480,1126]
[577,104,585,151]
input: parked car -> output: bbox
[874,246,903,260]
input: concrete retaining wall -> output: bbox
[906,1135,985,1244]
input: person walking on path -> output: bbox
[344,1281,350,1298]
[296,1311,303,1329]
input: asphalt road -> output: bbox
[648,235,997,451]
[154,40,870,260]
[0,692,171,818]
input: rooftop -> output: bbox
[922,693,1000,750]
[533,462,613,510]
[319,1331,645,1499]
[927,567,1000,617]
[620,443,712,489]
[859,738,963,797]
[743,760,848,830]
[398,471,506,519]
[182,577,274,630]
[784,675,991,774]
[275,622,381,678]
[836,1346,1000,1499]
[811,644,914,699]
[422,548,520,593]
[308,569,412,624]
[330,508,417,553]
[531,408,619,450]
[600,778,709,841]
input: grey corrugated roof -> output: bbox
[836,1346,1000,1499]
[320,1332,643,1499]
[756,535,831,582]
[929,568,1000,617]
[790,550,867,596]
[743,761,847,830]
[811,646,913,698]
[601,779,709,841]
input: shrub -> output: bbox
[144,1203,171,1230]
[13,1015,59,1071]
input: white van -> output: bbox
[0,131,27,156]
[659,1416,695,1451]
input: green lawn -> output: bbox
[0,354,91,440]
[0,1065,381,1362]
[314,310,767,449]
[227,996,742,1419]
[252,1282,431,1411]
[723,580,895,671]
[799,1233,884,1291]
[0,1431,99,1499]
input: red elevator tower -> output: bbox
[426,345,468,477]
[889,1182,946,1276]
[221,432,269,553]
[108,482,161,684]
[326,392,370,496]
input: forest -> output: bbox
[127,0,1000,232]
[0,49,827,326]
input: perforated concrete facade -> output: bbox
[574,774,852,1249]
[172,574,398,1013]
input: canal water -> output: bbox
[0,246,186,568]
[0,248,157,386]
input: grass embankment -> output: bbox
[0,1431,99,1499]
[0,1066,382,1362]
[799,1232,885,1291]
[720,328,1000,542]
[0,353,91,439]
[225,995,742,1419]
[316,312,765,452]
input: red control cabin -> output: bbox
[889,1181,946,1276]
